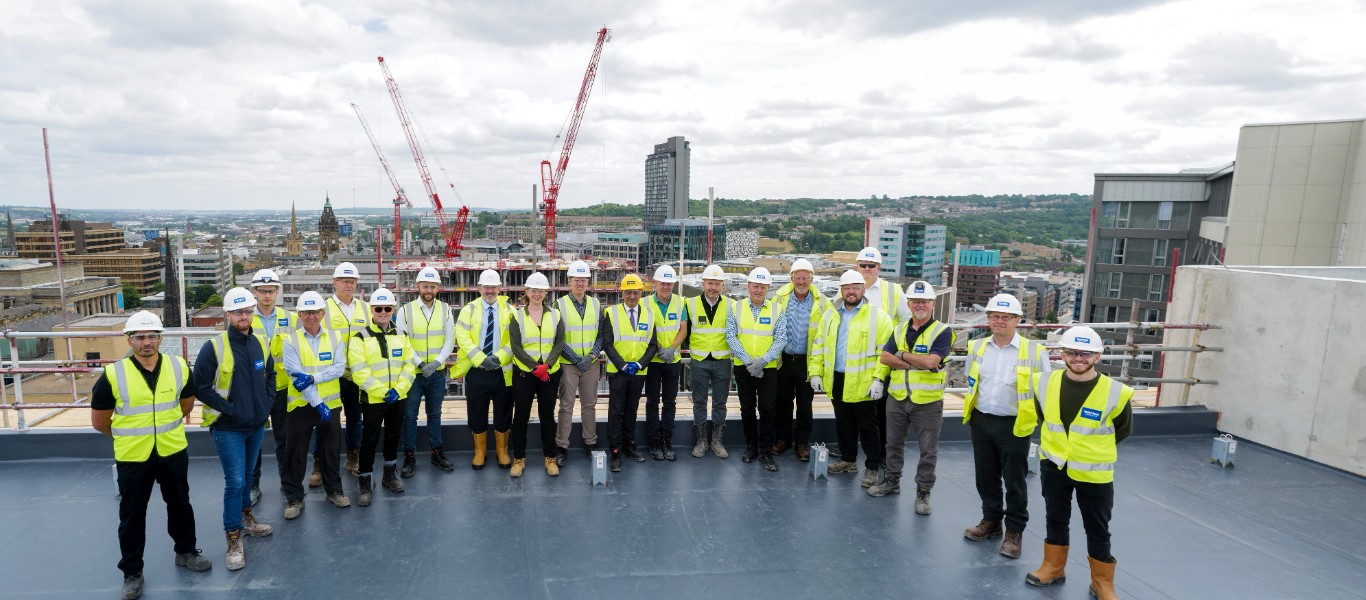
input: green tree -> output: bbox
[233,262,245,276]
[201,294,222,309]
[122,284,142,309]
[152,281,165,293]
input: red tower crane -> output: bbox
[351,102,411,256]
[540,27,611,255]
[377,56,468,258]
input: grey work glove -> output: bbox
[480,355,501,371]
[746,358,766,378]
[420,361,440,378]
[577,354,594,372]
[659,347,676,362]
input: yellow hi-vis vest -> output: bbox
[252,306,299,390]
[647,293,684,364]
[402,299,452,361]
[888,320,955,403]
[866,278,903,320]
[556,294,602,366]
[512,306,561,375]
[686,295,731,360]
[807,302,894,403]
[733,299,781,369]
[284,328,342,411]
[1037,371,1133,484]
[201,332,270,428]
[774,283,830,355]
[452,297,513,385]
[348,328,418,404]
[326,296,371,377]
[962,337,1048,437]
[106,355,189,462]
[606,303,653,375]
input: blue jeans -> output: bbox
[403,371,448,450]
[211,426,264,532]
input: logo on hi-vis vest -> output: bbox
[278,317,288,326]
[914,344,928,353]
[637,323,648,331]
[319,352,333,361]
[759,317,771,325]
[1080,407,1102,421]
[253,359,265,371]
[668,313,677,320]
[391,349,403,358]
[967,376,976,388]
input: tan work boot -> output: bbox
[964,518,1003,541]
[225,530,245,571]
[326,491,351,508]
[1000,530,1023,559]
[510,458,525,478]
[544,456,559,477]
[308,456,323,488]
[240,509,272,537]
[283,500,303,520]
[1026,542,1068,586]
[471,432,488,470]
[494,430,512,469]
[1088,556,1118,599]
[345,449,359,477]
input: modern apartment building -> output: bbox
[644,136,690,227]
[947,247,1001,307]
[645,219,725,268]
[865,218,946,284]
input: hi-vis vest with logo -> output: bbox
[402,299,452,361]
[1036,371,1133,484]
[866,278,902,320]
[348,328,417,404]
[646,293,684,364]
[106,355,189,462]
[686,295,731,360]
[606,303,653,375]
[557,295,602,366]
[774,283,830,355]
[252,306,299,390]
[807,302,894,403]
[513,306,561,375]
[733,299,781,369]
[284,329,342,411]
[452,297,514,385]
[201,333,270,428]
[326,297,370,377]
[888,320,954,403]
[962,337,1048,437]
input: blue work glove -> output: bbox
[291,372,314,392]
[623,361,641,375]
[315,403,332,423]
[384,388,399,404]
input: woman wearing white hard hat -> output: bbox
[347,288,417,507]
[507,272,566,477]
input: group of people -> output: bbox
[96,250,1133,600]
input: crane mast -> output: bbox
[351,102,411,256]
[540,27,610,255]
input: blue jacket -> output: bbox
[194,326,276,433]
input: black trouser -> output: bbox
[774,353,813,447]
[512,369,560,459]
[970,409,1031,532]
[734,366,778,452]
[340,377,363,450]
[1042,464,1115,560]
[466,369,513,434]
[644,361,681,444]
[359,400,405,475]
[607,372,645,450]
[252,388,288,492]
[830,372,882,469]
[116,449,197,577]
[282,405,342,501]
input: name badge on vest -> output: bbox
[759,317,771,325]
[668,312,677,320]
[637,323,648,331]
[967,375,976,388]
[391,348,403,358]
[253,359,265,371]
[278,317,289,326]
[354,317,365,325]
[1080,407,1103,421]
[914,344,928,353]
[319,352,333,361]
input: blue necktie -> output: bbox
[483,306,495,355]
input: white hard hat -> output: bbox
[251,268,281,288]
[567,261,592,278]
[223,287,258,311]
[332,262,359,279]
[653,265,678,283]
[838,270,865,286]
[415,267,441,285]
[478,269,501,287]
[905,280,935,300]
[123,310,164,334]
[747,267,772,285]
[701,264,726,281]
[369,288,397,307]
[790,258,814,274]
[296,290,326,311]
[1059,326,1104,353]
[857,246,883,264]
[986,293,1023,316]
[525,272,550,290]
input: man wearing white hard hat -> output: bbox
[91,311,210,598]
[248,268,299,508]
[808,271,895,487]
[279,291,351,520]
[193,287,275,571]
[553,260,602,464]
[686,264,733,459]
[871,281,954,512]
[395,266,457,476]
[325,261,370,477]
[771,258,830,462]
[854,246,910,480]
[348,288,418,507]
[1025,326,1131,599]
[452,269,515,470]
[725,266,788,472]
[962,292,1051,560]
[644,264,688,461]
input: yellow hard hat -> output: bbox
[620,274,645,291]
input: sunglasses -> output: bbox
[857,263,880,269]
[1061,350,1099,358]
[373,306,394,313]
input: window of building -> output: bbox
[1111,238,1126,265]
[1149,274,1165,302]
[1153,238,1169,267]
[1157,201,1173,230]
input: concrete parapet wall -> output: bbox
[1163,265,1366,476]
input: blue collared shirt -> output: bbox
[725,299,789,365]
[783,290,814,355]
[834,300,865,373]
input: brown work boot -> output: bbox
[796,444,810,462]
[471,432,488,470]
[510,458,526,478]
[963,518,1003,541]
[1088,556,1118,600]
[771,440,789,455]
[308,456,323,488]
[345,449,359,477]
[240,509,272,537]
[225,530,245,571]
[544,456,559,477]
[494,430,512,469]
[1026,542,1068,586]
[1000,530,1023,559]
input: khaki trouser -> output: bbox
[556,361,600,448]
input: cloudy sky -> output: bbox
[2,0,1363,215]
